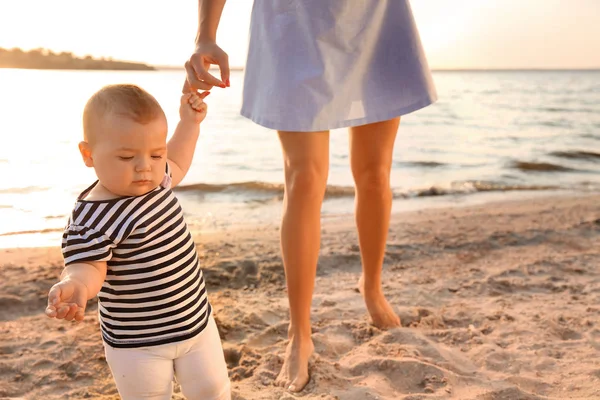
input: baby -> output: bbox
[45,83,230,400]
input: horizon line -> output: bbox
[155,65,600,72]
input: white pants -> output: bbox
[103,316,231,400]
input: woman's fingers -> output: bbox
[185,61,214,91]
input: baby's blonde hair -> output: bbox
[83,84,166,143]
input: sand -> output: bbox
[1,194,599,399]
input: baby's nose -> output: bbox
[135,160,151,172]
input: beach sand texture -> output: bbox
[1,194,599,399]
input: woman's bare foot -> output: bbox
[275,333,314,392]
[358,275,401,329]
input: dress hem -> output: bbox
[240,93,438,132]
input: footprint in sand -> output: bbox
[349,359,448,394]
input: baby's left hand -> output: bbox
[180,91,209,124]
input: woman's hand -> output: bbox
[184,40,230,92]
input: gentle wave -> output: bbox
[538,119,574,128]
[175,181,282,194]
[537,107,597,114]
[45,215,67,220]
[510,161,576,172]
[550,150,600,161]
[175,179,561,201]
[0,228,64,237]
[0,186,49,194]
[175,181,355,198]
[406,181,558,197]
[399,161,447,168]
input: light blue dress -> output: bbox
[240,0,437,132]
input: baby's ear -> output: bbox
[78,141,94,168]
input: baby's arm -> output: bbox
[167,90,209,187]
[45,261,107,322]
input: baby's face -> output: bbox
[86,115,168,197]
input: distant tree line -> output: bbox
[0,47,155,70]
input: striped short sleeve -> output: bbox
[62,224,115,265]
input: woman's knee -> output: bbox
[284,161,329,201]
[353,165,391,196]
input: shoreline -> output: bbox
[1,193,599,399]
[1,188,595,250]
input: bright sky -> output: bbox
[0,0,598,69]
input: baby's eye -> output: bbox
[151,155,163,160]
[118,156,134,161]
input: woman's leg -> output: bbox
[275,130,330,392]
[349,118,401,329]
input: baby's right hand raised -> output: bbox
[45,279,88,322]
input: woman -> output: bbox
[185,0,437,392]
